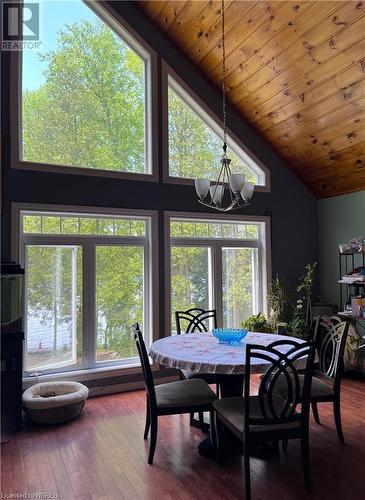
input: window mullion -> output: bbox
[170,237,259,248]
[214,244,223,328]
[23,246,29,375]
[144,242,151,347]
[257,243,263,315]
[82,243,96,369]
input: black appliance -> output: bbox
[1,263,25,442]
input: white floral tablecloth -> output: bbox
[149,332,306,375]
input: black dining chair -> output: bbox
[175,308,220,427]
[132,323,217,464]
[213,339,315,500]
[273,316,350,444]
[175,307,217,335]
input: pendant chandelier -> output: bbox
[195,0,255,212]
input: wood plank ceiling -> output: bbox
[137,0,365,198]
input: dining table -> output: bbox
[149,330,307,458]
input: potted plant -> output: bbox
[242,312,272,333]
[296,262,317,326]
[288,299,309,338]
[267,274,288,333]
[288,262,317,339]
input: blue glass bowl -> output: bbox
[212,328,248,345]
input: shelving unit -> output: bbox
[338,250,365,309]
[338,250,365,351]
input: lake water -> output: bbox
[27,315,72,352]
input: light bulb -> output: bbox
[229,173,245,193]
[195,178,210,199]
[240,182,255,201]
[210,185,224,205]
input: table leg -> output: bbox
[219,374,244,398]
[198,374,244,460]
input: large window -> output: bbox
[168,215,269,332]
[171,246,212,328]
[166,73,267,187]
[19,209,156,374]
[25,245,82,371]
[21,1,154,176]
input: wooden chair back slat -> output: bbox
[244,340,315,430]
[175,308,217,334]
[132,323,157,410]
[313,316,349,390]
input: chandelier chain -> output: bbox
[195,0,253,211]
[221,0,227,153]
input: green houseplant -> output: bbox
[288,299,308,338]
[288,262,317,339]
[267,275,287,324]
[267,274,289,333]
[296,262,317,326]
[242,313,272,333]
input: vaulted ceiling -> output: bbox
[137,0,365,198]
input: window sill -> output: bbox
[162,174,270,192]
[13,161,159,182]
[23,361,142,387]
[22,362,179,395]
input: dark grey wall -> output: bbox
[319,190,365,306]
[1,1,318,327]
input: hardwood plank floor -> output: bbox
[1,376,364,500]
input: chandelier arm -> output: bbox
[216,162,225,185]
[198,197,249,212]
[221,163,227,185]
[210,161,226,206]
[224,169,234,203]
[215,162,226,191]
[226,162,235,202]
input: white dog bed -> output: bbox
[22,381,89,424]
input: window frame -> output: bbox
[161,61,270,191]
[23,242,83,373]
[10,0,159,181]
[170,243,215,332]
[12,203,159,377]
[164,211,271,335]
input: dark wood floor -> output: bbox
[1,376,365,500]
